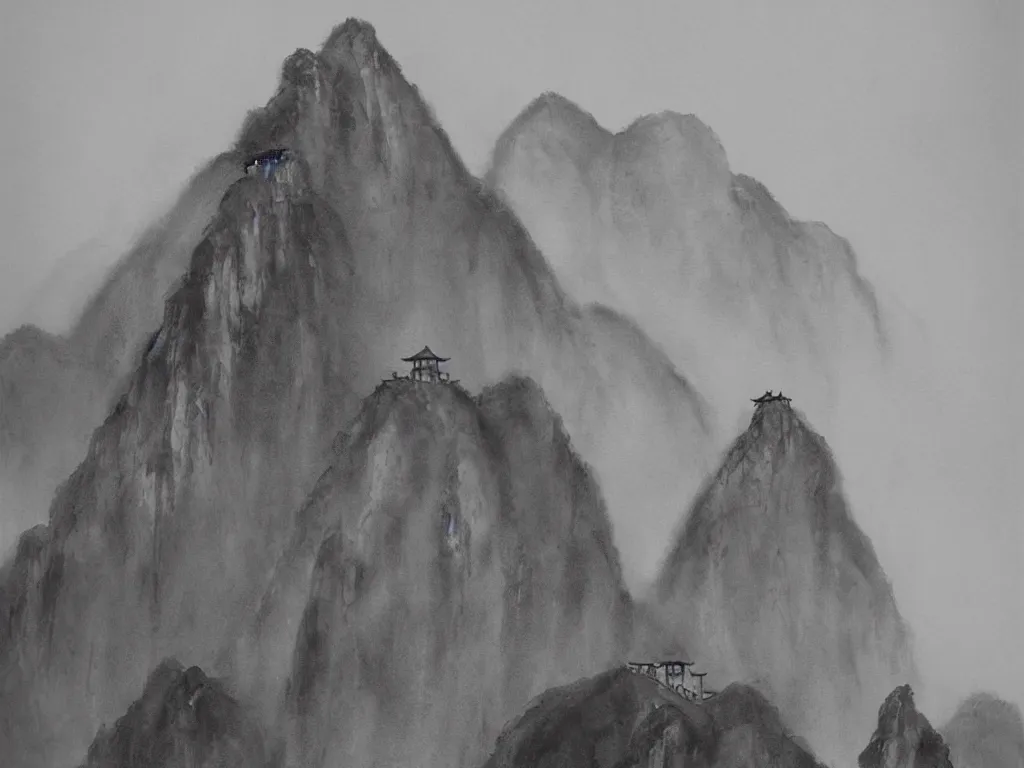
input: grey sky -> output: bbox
[2,0,1021,724]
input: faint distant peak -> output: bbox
[0,323,70,364]
[516,92,604,132]
[620,111,728,160]
[488,91,611,182]
[954,693,1024,722]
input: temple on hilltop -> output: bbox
[243,148,290,179]
[626,660,716,702]
[403,346,450,382]
[382,346,458,386]
[751,389,792,406]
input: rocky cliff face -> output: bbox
[78,659,267,768]
[244,377,634,768]
[480,667,825,768]
[0,19,713,767]
[942,693,1024,768]
[858,685,952,768]
[487,93,888,442]
[0,155,244,555]
[654,399,916,766]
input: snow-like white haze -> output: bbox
[1,0,1019,736]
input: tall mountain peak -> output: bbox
[654,400,916,766]
[239,373,634,768]
[1,21,721,767]
[488,90,891,444]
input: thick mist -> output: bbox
[2,0,1019,748]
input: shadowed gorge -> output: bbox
[654,398,916,766]
[0,19,715,767]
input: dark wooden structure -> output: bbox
[751,390,792,405]
[626,661,716,702]
[401,346,451,383]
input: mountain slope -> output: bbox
[0,19,713,767]
[0,155,244,554]
[654,398,916,766]
[0,326,108,555]
[942,693,1024,768]
[78,659,266,768]
[858,685,952,768]
[480,668,825,768]
[244,376,634,768]
[487,93,888,440]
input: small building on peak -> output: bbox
[382,346,460,386]
[751,389,792,406]
[243,148,291,179]
[626,660,717,702]
[403,346,450,383]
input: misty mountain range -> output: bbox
[0,17,1016,768]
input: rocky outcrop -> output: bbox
[480,668,825,768]
[78,660,266,768]
[654,398,916,765]
[858,685,952,768]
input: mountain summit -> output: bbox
[0,19,713,767]
[654,398,916,766]
[487,93,889,439]
[243,375,634,768]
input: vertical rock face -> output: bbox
[858,685,952,768]
[0,154,244,552]
[486,93,889,440]
[78,659,267,768]
[942,693,1024,768]
[0,157,363,768]
[247,377,634,768]
[654,399,916,766]
[480,669,825,768]
[0,19,714,768]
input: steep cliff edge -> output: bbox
[858,685,952,768]
[654,398,916,765]
[487,93,889,441]
[0,155,244,551]
[0,19,713,767]
[245,376,634,768]
[942,693,1024,768]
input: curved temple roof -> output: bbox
[401,346,450,362]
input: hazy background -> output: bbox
[1,0,1020,727]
